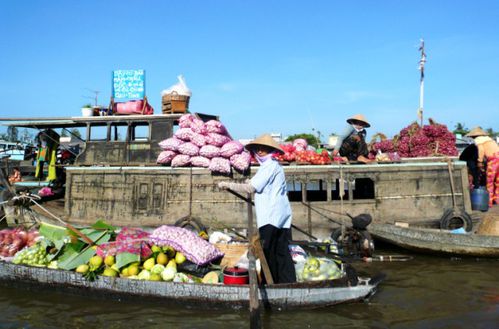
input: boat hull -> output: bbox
[0,261,380,310]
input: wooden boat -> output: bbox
[369,223,499,257]
[0,261,383,310]
[0,114,476,238]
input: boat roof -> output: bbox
[0,114,184,129]
[0,113,218,129]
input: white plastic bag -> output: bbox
[161,75,192,97]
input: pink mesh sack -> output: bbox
[220,141,244,158]
[206,133,230,147]
[179,114,196,128]
[199,145,221,158]
[190,118,207,134]
[209,157,231,174]
[178,142,199,156]
[174,128,194,141]
[230,151,251,172]
[205,120,227,134]
[190,156,211,168]
[171,154,191,167]
[190,132,206,147]
[158,137,183,151]
[149,225,224,266]
[157,150,177,164]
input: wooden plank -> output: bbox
[250,234,274,285]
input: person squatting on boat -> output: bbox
[332,114,373,164]
[466,127,499,207]
[218,134,296,283]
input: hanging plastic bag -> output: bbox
[161,75,192,97]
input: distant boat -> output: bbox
[369,223,499,257]
[0,140,33,161]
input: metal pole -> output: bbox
[418,39,426,126]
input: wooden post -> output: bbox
[246,192,261,329]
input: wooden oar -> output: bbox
[245,192,261,329]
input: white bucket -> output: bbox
[81,108,94,117]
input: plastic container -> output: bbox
[223,266,249,285]
[470,187,489,212]
[81,108,94,117]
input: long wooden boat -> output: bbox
[0,261,383,310]
[0,114,475,238]
[369,223,499,257]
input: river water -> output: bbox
[0,245,498,329]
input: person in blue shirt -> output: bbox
[332,114,373,163]
[218,134,296,283]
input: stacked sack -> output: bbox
[157,114,251,174]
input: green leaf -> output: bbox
[56,242,85,263]
[39,222,70,243]
[78,229,111,245]
[58,246,96,271]
[116,252,140,269]
[91,220,116,231]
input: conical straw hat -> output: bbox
[245,134,284,154]
[346,114,370,128]
[465,127,488,137]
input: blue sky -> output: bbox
[0,0,498,141]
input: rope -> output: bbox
[29,198,67,226]
[9,193,65,225]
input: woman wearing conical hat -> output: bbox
[466,127,499,207]
[218,134,296,283]
[332,114,373,163]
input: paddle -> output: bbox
[245,192,261,329]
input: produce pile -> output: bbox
[0,228,39,257]
[272,139,343,165]
[296,256,342,282]
[0,222,346,284]
[157,114,250,174]
[370,120,458,158]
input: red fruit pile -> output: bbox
[370,120,458,158]
[0,228,39,257]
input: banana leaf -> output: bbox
[57,245,96,270]
[78,229,112,245]
[57,230,110,270]
[38,222,70,244]
[91,220,117,231]
[116,252,140,269]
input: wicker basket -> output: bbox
[214,243,249,267]
[162,92,190,114]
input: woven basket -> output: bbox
[214,243,248,267]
